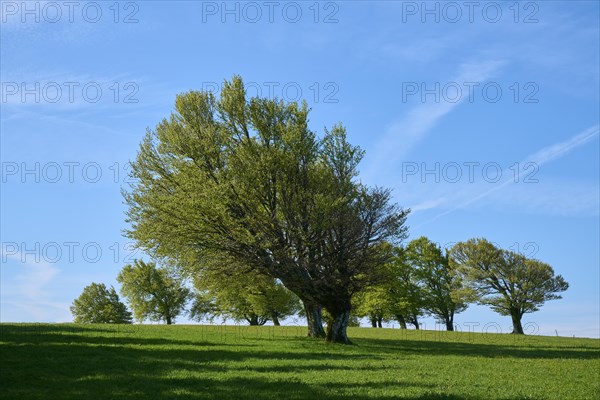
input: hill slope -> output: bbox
[1,324,598,399]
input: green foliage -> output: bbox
[124,76,409,342]
[386,249,427,327]
[190,270,301,325]
[117,260,191,324]
[353,247,425,329]
[70,283,132,324]
[404,237,468,329]
[353,285,392,325]
[449,238,569,333]
[3,323,599,399]
[188,291,219,322]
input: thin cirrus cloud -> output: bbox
[0,250,66,321]
[525,126,600,166]
[363,59,504,183]
[411,124,599,223]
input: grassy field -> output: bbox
[1,324,598,399]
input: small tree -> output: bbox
[405,237,469,331]
[190,269,300,326]
[71,283,132,324]
[449,238,569,334]
[354,286,390,328]
[353,247,424,330]
[388,248,425,329]
[188,290,219,322]
[256,279,301,326]
[117,260,190,324]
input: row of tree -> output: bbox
[71,261,189,325]
[354,237,568,334]
[71,259,299,326]
[89,75,569,343]
[72,236,568,336]
[121,76,408,343]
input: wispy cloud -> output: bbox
[525,126,600,166]
[1,300,71,322]
[410,197,448,212]
[1,251,64,321]
[0,70,176,129]
[363,60,504,181]
[412,125,599,225]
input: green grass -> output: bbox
[1,324,598,399]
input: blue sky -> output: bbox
[1,1,598,337]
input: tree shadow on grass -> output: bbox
[0,325,575,400]
[0,331,438,400]
[0,324,221,348]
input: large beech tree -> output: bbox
[449,238,569,334]
[124,76,408,343]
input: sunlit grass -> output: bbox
[1,324,598,399]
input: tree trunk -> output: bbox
[326,309,351,344]
[271,314,281,326]
[412,316,420,330]
[445,314,454,331]
[248,314,260,326]
[377,317,383,328]
[511,311,524,334]
[396,314,407,329]
[370,317,377,328]
[166,316,172,325]
[304,301,325,338]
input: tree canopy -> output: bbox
[353,246,425,330]
[71,283,132,324]
[121,75,568,339]
[449,238,569,334]
[117,260,191,325]
[190,269,300,326]
[405,237,468,331]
